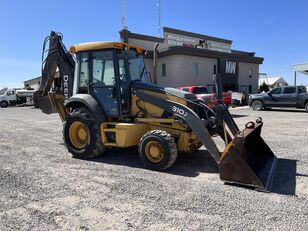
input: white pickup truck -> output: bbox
[0,89,35,108]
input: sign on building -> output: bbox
[165,32,231,53]
[225,61,236,74]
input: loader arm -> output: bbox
[34,31,75,120]
[135,89,222,162]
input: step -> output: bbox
[102,128,116,132]
[104,142,117,147]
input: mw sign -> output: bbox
[225,61,236,74]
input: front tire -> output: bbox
[63,107,105,159]
[251,100,263,111]
[0,101,9,108]
[138,130,178,171]
[305,102,308,112]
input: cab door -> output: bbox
[6,90,17,101]
[280,87,297,106]
[265,87,282,106]
[89,50,120,117]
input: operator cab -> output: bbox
[70,42,147,117]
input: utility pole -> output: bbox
[122,0,127,29]
[157,0,161,37]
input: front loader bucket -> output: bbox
[219,120,277,191]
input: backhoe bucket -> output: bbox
[37,94,57,114]
[219,120,277,191]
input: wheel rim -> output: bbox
[144,140,164,163]
[253,101,262,110]
[69,121,89,149]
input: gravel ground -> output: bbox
[0,106,307,230]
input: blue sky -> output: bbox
[0,0,307,88]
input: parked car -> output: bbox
[178,86,232,108]
[248,86,308,111]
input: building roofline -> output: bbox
[231,49,256,57]
[152,46,263,64]
[163,27,233,45]
[120,29,164,43]
[24,76,42,82]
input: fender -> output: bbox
[65,94,107,123]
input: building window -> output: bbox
[162,63,166,77]
[249,68,252,78]
[249,85,252,93]
[193,63,199,76]
[225,61,236,74]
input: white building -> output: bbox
[258,76,288,88]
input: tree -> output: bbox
[259,82,269,93]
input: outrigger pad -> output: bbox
[219,120,277,191]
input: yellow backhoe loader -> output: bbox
[34,31,277,191]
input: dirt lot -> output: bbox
[0,106,307,230]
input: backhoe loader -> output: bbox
[34,31,277,191]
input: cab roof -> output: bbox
[69,42,146,54]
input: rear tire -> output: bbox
[63,107,105,159]
[0,101,9,108]
[138,130,178,171]
[251,100,263,111]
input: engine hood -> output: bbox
[131,81,197,101]
[249,92,269,101]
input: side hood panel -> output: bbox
[131,81,197,101]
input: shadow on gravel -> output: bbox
[296,173,308,177]
[90,148,218,177]
[167,150,218,177]
[265,108,306,113]
[230,114,249,118]
[91,150,298,194]
[271,158,297,196]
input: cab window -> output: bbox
[92,51,115,86]
[269,88,281,94]
[7,91,14,96]
[193,87,209,94]
[283,87,296,94]
[79,52,89,93]
[117,49,145,82]
[298,87,307,94]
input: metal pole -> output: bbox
[294,71,297,86]
[153,43,159,84]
